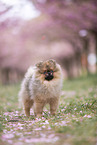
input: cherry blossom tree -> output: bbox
[31,0,97,71]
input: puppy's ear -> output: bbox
[49,59,56,65]
[36,61,43,68]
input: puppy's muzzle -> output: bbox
[45,71,54,81]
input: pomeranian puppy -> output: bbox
[18,59,63,117]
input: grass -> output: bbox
[0,74,97,145]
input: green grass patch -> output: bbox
[0,74,97,145]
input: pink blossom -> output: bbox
[48,134,55,138]
[34,127,42,130]
[35,118,41,121]
[42,117,45,120]
[74,108,77,110]
[25,138,35,143]
[42,126,46,128]
[24,137,59,143]
[18,127,24,130]
[84,115,92,118]
[48,126,51,130]
[45,120,49,124]
[72,115,75,117]
[13,142,23,145]
[7,140,13,144]
[4,112,9,116]
[87,115,92,118]
[2,134,14,139]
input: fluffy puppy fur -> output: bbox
[18,59,63,117]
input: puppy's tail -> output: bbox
[25,66,36,79]
[18,66,35,108]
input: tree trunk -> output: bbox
[83,38,89,73]
[94,32,97,72]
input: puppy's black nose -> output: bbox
[45,72,54,81]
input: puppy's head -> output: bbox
[36,59,60,81]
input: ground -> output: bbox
[0,74,97,145]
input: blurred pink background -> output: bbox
[0,0,97,84]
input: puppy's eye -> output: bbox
[43,71,47,74]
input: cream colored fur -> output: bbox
[18,60,63,117]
